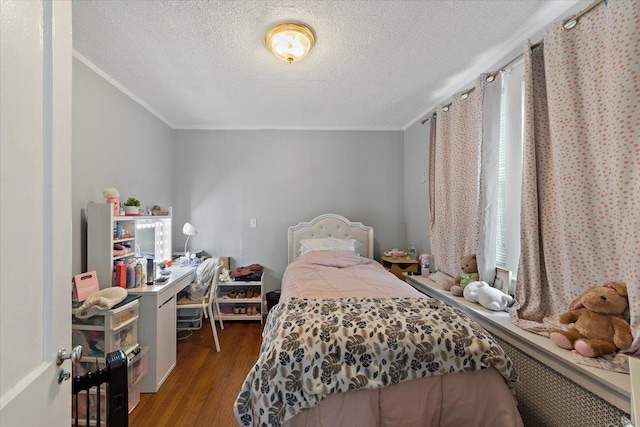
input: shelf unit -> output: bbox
[215,273,264,323]
[71,298,147,424]
[87,202,171,289]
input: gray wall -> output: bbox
[72,61,409,292]
[72,58,175,276]
[173,130,405,293]
[403,119,430,257]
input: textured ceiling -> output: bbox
[72,0,582,130]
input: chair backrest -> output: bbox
[187,257,222,300]
[205,261,223,303]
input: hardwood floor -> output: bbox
[129,320,263,426]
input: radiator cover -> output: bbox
[495,337,629,426]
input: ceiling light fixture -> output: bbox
[265,22,315,63]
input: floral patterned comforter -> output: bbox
[234,297,518,427]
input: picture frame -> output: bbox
[494,267,512,295]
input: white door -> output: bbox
[0,1,72,425]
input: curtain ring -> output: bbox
[562,18,577,30]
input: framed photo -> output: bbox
[494,267,512,295]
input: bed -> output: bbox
[234,214,523,427]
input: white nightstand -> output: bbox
[215,272,264,323]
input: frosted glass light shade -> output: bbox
[265,22,315,63]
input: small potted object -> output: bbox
[123,197,141,215]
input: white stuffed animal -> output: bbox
[463,281,514,311]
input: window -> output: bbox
[497,81,508,267]
[496,61,525,277]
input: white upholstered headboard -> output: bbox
[287,213,374,263]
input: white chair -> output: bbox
[176,260,224,352]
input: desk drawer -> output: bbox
[171,272,194,294]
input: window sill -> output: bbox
[405,274,631,414]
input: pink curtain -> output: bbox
[514,1,640,366]
[429,77,484,279]
[514,42,554,324]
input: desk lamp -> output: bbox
[182,222,197,255]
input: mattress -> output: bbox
[235,251,523,427]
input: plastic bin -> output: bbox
[128,378,141,413]
[128,346,149,387]
[72,300,139,329]
[72,299,139,358]
[176,307,203,331]
[72,321,138,358]
[266,290,281,312]
[73,346,144,379]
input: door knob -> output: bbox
[58,369,71,384]
[619,416,634,427]
[56,345,83,366]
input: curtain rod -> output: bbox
[485,0,606,80]
[421,113,436,125]
[420,0,606,125]
[563,0,607,29]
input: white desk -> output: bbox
[128,265,195,296]
[128,265,195,393]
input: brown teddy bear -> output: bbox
[549,280,633,358]
[449,254,479,297]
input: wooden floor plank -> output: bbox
[129,320,263,426]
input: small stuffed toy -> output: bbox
[463,280,514,311]
[549,280,632,358]
[450,254,479,297]
[103,187,120,216]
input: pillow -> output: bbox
[298,250,372,268]
[299,237,361,255]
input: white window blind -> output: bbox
[496,61,525,277]
[497,81,508,267]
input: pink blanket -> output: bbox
[235,251,523,427]
[281,251,425,300]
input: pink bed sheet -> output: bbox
[275,251,523,427]
[281,251,425,301]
